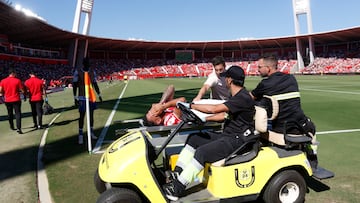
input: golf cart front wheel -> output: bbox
[94,168,106,193]
[263,170,306,203]
[96,188,142,203]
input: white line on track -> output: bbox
[90,84,360,154]
[93,128,360,155]
[92,82,129,153]
[37,82,129,202]
[316,128,360,135]
[37,113,61,203]
[301,88,360,95]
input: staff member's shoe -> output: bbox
[10,124,16,130]
[162,179,185,201]
[91,132,98,140]
[78,135,83,144]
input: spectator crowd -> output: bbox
[1,54,360,89]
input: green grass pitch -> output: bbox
[1,75,359,202]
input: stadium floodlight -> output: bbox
[81,0,94,13]
[14,4,21,11]
[294,0,308,15]
[13,3,46,22]
[72,0,94,35]
[292,0,314,71]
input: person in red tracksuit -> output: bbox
[25,71,46,129]
[0,69,26,134]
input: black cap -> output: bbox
[220,65,245,82]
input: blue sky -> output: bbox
[10,0,360,42]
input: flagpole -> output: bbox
[84,71,92,154]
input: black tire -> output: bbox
[263,170,306,203]
[96,188,142,203]
[94,168,106,193]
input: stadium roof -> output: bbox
[1,2,360,52]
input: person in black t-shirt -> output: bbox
[163,66,256,201]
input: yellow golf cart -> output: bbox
[94,102,333,203]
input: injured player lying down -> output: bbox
[142,85,225,126]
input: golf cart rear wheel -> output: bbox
[94,168,106,193]
[263,170,306,203]
[96,188,142,203]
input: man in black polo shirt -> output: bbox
[250,55,318,170]
[163,66,256,201]
[250,55,306,133]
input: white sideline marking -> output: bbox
[316,128,360,135]
[93,128,360,155]
[93,150,105,154]
[301,88,360,95]
[37,113,61,203]
[92,82,129,153]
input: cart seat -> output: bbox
[212,140,259,167]
[254,95,312,147]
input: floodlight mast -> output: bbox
[292,0,314,72]
[72,0,94,65]
[72,0,94,35]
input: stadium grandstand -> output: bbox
[1,0,360,87]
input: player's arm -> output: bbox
[159,85,175,104]
[165,97,186,108]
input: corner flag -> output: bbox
[84,71,96,102]
[84,71,96,153]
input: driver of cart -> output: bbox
[162,66,256,201]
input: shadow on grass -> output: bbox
[41,134,95,165]
[52,118,78,126]
[306,176,331,192]
[0,134,99,184]
[0,104,77,123]
[0,89,198,183]
[0,144,38,181]
[0,111,40,122]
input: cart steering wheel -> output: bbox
[154,102,204,158]
[177,102,204,125]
